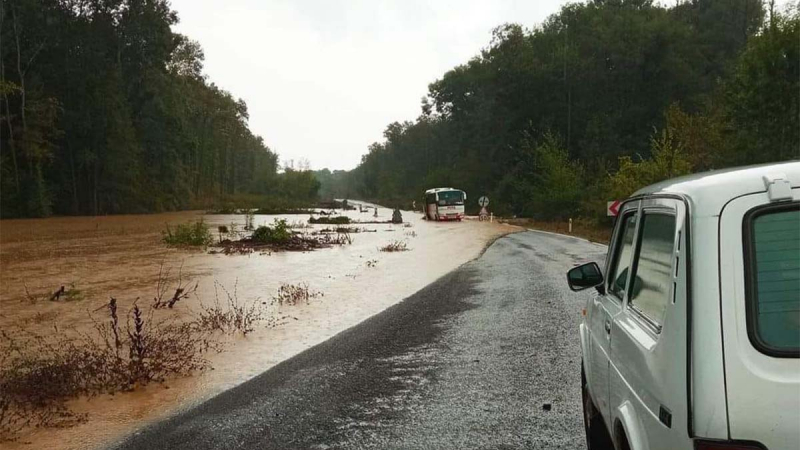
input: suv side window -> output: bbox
[628,212,677,330]
[608,212,638,300]
[745,203,800,356]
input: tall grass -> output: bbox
[273,283,323,306]
[379,241,409,252]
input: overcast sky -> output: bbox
[169,0,569,171]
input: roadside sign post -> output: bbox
[478,196,490,221]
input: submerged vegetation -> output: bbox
[308,216,351,225]
[380,241,409,252]
[0,269,325,440]
[212,218,353,255]
[251,219,292,244]
[162,220,214,247]
[273,283,323,307]
[197,281,265,335]
[0,299,216,439]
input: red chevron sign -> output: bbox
[607,200,621,217]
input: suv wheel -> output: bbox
[582,363,614,450]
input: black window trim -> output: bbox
[626,208,677,335]
[742,201,800,358]
[607,209,638,304]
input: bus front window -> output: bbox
[437,191,464,206]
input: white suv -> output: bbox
[567,162,800,450]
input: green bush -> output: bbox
[251,219,292,244]
[162,220,213,246]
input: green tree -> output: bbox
[495,132,584,219]
[0,0,286,218]
[725,6,799,164]
[334,0,778,221]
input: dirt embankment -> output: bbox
[501,217,612,244]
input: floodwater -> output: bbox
[0,204,516,450]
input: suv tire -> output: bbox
[582,363,614,450]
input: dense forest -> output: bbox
[323,0,799,219]
[0,0,319,218]
[3,1,796,220]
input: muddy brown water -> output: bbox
[0,207,516,449]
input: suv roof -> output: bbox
[632,161,800,217]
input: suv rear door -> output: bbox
[609,197,691,449]
[719,191,800,449]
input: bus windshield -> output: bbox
[437,191,464,205]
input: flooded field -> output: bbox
[0,204,516,450]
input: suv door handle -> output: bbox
[604,320,612,334]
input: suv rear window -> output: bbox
[745,203,800,357]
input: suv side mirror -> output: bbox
[567,262,605,293]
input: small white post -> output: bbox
[569,218,573,234]
[490,213,493,223]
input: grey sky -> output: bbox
[170,0,792,171]
[169,0,568,171]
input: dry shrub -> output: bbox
[152,262,198,309]
[196,281,264,335]
[335,230,352,245]
[287,220,312,229]
[0,270,277,440]
[308,231,352,246]
[273,283,323,306]
[379,241,409,252]
[0,299,214,440]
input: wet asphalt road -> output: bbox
[112,231,607,450]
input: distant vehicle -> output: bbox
[424,188,466,221]
[566,162,800,450]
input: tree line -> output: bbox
[0,0,319,219]
[322,0,798,220]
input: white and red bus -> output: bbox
[424,188,466,221]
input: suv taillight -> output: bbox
[695,440,766,450]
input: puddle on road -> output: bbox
[0,205,516,450]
